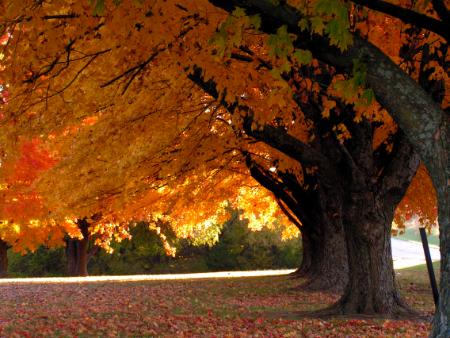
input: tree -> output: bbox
[0,138,79,275]
[0,0,446,331]
[206,0,448,333]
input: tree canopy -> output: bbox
[0,0,448,335]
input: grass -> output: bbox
[395,228,439,246]
[0,264,438,337]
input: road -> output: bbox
[391,237,440,269]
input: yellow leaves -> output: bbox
[333,123,351,142]
[321,96,336,119]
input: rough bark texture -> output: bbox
[292,232,311,277]
[430,117,449,337]
[248,159,348,291]
[334,192,407,315]
[0,239,8,278]
[295,188,348,292]
[328,128,421,316]
[290,219,348,292]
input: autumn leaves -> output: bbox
[0,0,448,334]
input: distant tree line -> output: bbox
[7,211,300,277]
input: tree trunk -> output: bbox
[0,239,8,278]
[65,219,91,277]
[430,128,450,337]
[431,185,450,337]
[66,238,78,276]
[291,231,312,277]
[326,192,410,316]
[76,236,89,277]
[76,219,90,277]
[297,217,348,292]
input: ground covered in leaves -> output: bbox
[0,264,436,337]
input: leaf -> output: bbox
[267,25,294,58]
[293,49,312,65]
[310,17,325,35]
[232,7,246,18]
[298,18,309,32]
[89,0,105,16]
[249,15,261,30]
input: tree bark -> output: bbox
[76,219,90,277]
[65,237,78,276]
[0,239,8,278]
[65,219,91,277]
[295,217,348,292]
[76,237,89,277]
[292,230,312,277]
[430,119,450,337]
[247,156,348,291]
[327,192,410,315]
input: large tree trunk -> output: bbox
[295,219,348,292]
[76,219,90,277]
[430,130,450,337]
[0,239,8,278]
[65,219,91,277]
[65,238,78,276]
[325,192,410,316]
[292,230,312,277]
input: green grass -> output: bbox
[395,228,439,246]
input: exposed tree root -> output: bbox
[289,296,421,320]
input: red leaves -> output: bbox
[0,274,432,336]
[9,139,57,183]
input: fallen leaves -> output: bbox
[0,274,432,337]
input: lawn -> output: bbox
[0,264,438,337]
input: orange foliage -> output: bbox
[0,0,445,251]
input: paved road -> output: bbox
[391,237,440,269]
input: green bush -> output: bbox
[8,246,66,277]
[6,211,301,276]
[204,210,301,270]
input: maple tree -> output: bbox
[0,0,447,334]
[0,138,80,276]
[0,137,134,277]
[204,1,448,334]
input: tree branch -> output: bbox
[41,13,80,20]
[377,131,420,208]
[276,197,303,229]
[245,154,312,227]
[207,0,444,173]
[187,65,328,166]
[349,0,449,41]
[431,0,450,23]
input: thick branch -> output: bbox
[188,66,328,166]
[431,0,450,23]
[276,197,303,229]
[377,131,420,208]
[245,155,312,227]
[349,0,449,41]
[207,0,444,170]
